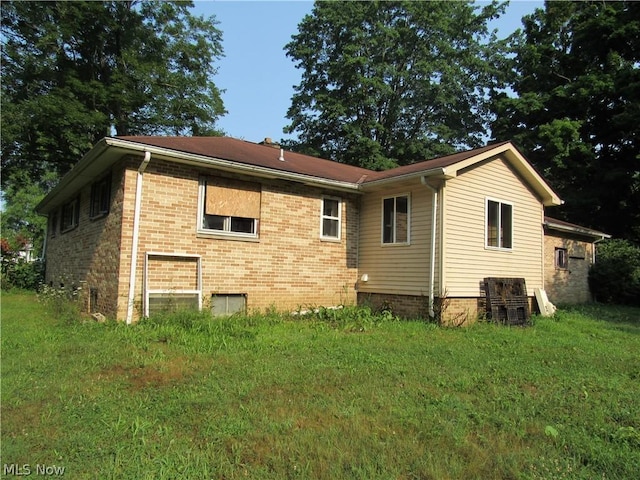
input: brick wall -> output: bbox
[114,158,360,320]
[544,232,594,305]
[44,164,126,317]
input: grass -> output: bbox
[1,291,639,479]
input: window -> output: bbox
[555,247,568,269]
[199,177,261,237]
[90,175,111,218]
[321,197,341,240]
[49,211,58,238]
[211,294,247,317]
[382,195,409,244]
[61,197,80,232]
[486,199,512,249]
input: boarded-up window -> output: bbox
[202,177,261,236]
[205,177,261,219]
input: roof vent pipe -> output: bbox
[279,148,285,161]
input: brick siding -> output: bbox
[544,232,594,305]
[44,156,360,320]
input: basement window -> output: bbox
[211,294,247,317]
[199,177,260,238]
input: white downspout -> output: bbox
[126,151,151,324]
[421,176,439,319]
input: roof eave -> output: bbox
[544,220,611,240]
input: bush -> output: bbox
[1,258,44,291]
[589,239,640,306]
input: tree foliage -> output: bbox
[589,239,640,306]
[1,0,226,187]
[284,0,508,170]
[491,1,640,243]
[1,0,226,257]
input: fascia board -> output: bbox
[502,146,563,207]
[544,220,611,240]
[359,167,454,191]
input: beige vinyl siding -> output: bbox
[443,156,544,297]
[358,184,437,295]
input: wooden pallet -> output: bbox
[483,277,531,325]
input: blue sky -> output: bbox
[192,1,543,144]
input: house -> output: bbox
[36,136,599,322]
[543,217,610,305]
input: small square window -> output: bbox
[555,248,568,269]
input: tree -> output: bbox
[1,0,226,260]
[284,0,508,170]
[491,1,640,243]
[1,0,226,186]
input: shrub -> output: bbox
[1,258,44,291]
[589,239,640,306]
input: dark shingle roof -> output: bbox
[116,136,373,184]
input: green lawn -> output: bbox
[1,291,639,479]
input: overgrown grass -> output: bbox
[2,291,639,479]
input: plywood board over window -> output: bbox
[205,177,261,218]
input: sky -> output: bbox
[191,1,544,144]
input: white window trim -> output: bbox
[197,177,259,240]
[143,252,202,318]
[320,196,342,241]
[381,193,411,246]
[485,197,514,251]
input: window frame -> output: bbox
[197,177,260,240]
[555,247,568,269]
[60,196,80,233]
[320,196,342,241]
[485,198,513,250]
[90,174,112,219]
[381,193,411,245]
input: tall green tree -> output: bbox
[1,0,226,259]
[491,1,640,243]
[284,0,508,170]
[1,0,225,186]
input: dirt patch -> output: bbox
[97,355,213,391]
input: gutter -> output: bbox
[126,151,151,324]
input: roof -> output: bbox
[544,216,611,240]
[116,136,372,184]
[36,136,562,213]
